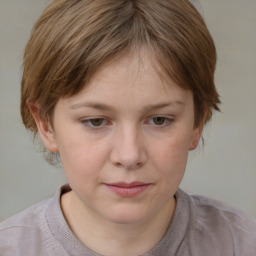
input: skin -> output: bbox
[30,49,203,256]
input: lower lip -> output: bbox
[105,184,150,197]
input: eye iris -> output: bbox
[153,117,165,125]
[91,119,103,126]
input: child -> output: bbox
[0,0,255,255]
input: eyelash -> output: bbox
[80,116,174,129]
[81,118,110,128]
[147,116,174,127]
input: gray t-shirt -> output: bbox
[0,184,255,255]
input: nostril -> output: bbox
[113,159,143,170]
[110,149,146,170]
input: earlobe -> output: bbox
[27,102,58,153]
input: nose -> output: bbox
[110,126,147,170]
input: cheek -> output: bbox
[149,132,191,177]
[56,132,109,180]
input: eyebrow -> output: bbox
[143,101,185,111]
[70,101,185,111]
[71,102,114,111]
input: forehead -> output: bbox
[92,49,163,88]
[84,48,180,94]
[61,49,193,112]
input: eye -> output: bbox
[89,118,104,126]
[148,116,174,127]
[81,118,108,128]
[152,117,166,125]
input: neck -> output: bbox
[61,191,176,256]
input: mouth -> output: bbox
[104,182,151,197]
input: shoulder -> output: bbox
[189,192,256,255]
[191,193,256,229]
[0,199,50,244]
[0,198,50,230]
[0,198,60,256]
[0,185,71,256]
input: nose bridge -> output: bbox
[110,123,146,169]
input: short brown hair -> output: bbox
[21,0,220,151]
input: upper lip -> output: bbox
[105,182,150,188]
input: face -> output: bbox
[36,49,202,225]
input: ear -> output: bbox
[189,125,203,150]
[189,107,208,151]
[27,102,58,153]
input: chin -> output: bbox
[104,206,150,225]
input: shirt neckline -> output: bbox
[46,184,193,256]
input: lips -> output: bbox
[104,182,151,197]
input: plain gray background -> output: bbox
[0,0,256,221]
